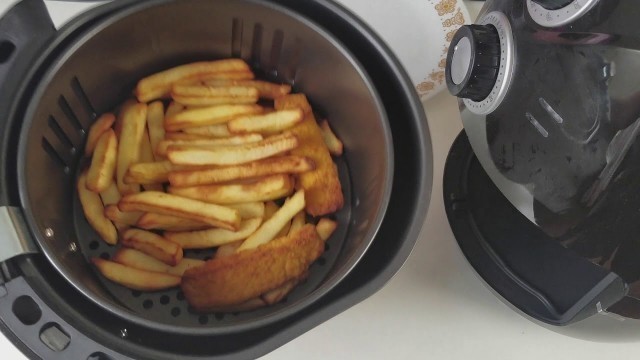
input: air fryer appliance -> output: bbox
[445,0,640,326]
[0,0,432,358]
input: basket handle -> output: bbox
[0,0,55,207]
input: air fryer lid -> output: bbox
[446,0,640,322]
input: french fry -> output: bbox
[86,130,117,192]
[227,109,304,135]
[275,94,344,216]
[215,241,242,258]
[165,217,262,249]
[183,124,231,137]
[165,104,263,132]
[227,202,265,219]
[164,132,213,141]
[319,120,344,156]
[167,132,299,166]
[116,103,147,195]
[135,59,251,102]
[119,191,241,230]
[156,134,263,156]
[289,211,305,235]
[147,101,165,160]
[315,218,338,242]
[139,128,164,191]
[137,213,211,232]
[112,248,203,276]
[165,102,184,119]
[169,174,294,205]
[124,161,192,185]
[77,173,117,245]
[237,190,305,251]
[92,258,181,291]
[99,182,121,206]
[174,70,255,86]
[104,205,143,226]
[168,156,314,187]
[114,99,138,138]
[203,79,291,99]
[122,229,183,266]
[266,202,291,238]
[172,95,259,107]
[276,220,291,238]
[172,85,258,98]
[264,201,279,220]
[85,113,115,156]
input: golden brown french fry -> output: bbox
[289,211,305,235]
[237,190,305,251]
[165,217,262,249]
[315,218,338,242]
[165,104,263,132]
[215,241,242,258]
[104,205,143,226]
[113,248,205,278]
[135,59,251,102]
[172,85,258,98]
[167,132,299,166]
[137,213,211,232]
[319,120,344,156]
[85,113,115,156]
[99,182,121,206]
[78,173,117,245]
[203,79,292,99]
[122,229,183,266]
[227,109,303,135]
[139,128,155,163]
[169,174,294,205]
[172,95,259,107]
[92,258,181,291]
[119,191,241,230]
[86,129,117,192]
[114,99,138,138]
[165,101,185,119]
[156,134,263,156]
[227,202,265,219]
[174,71,255,86]
[124,161,193,185]
[164,132,213,141]
[275,94,344,216]
[168,156,314,187]
[147,101,165,161]
[183,124,231,137]
[116,103,147,195]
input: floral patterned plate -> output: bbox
[334,0,472,101]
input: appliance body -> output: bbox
[445,0,640,325]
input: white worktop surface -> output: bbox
[0,1,639,359]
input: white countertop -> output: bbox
[0,1,639,359]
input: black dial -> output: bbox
[532,0,574,10]
[446,24,501,102]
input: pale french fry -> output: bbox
[113,248,206,276]
[319,120,344,156]
[203,79,291,99]
[237,190,305,251]
[275,94,343,216]
[164,132,213,141]
[315,218,338,242]
[169,174,294,205]
[156,134,263,156]
[135,59,251,102]
[289,211,305,235]
[167,132,299,166]
[183,124,231,137]
[215,241,242,258]
[165,218,262,249]
[119,191,241,230]
[122,229,183,266]
[165,104,263,132]
[78,173,117,245]
[227,202,265,219]
[85,113,115,156]
[114,100,138,138]
[116,103,147,195]
[99,182,121,206]
[86,130,117,192]
[169,258,207,277]
[137,213,211,232]
[125,161,193,185]
[172,85,258,98]
[172,94,259,107]
[168,156,314,187]
[147,101,165,160]
[92,258,181,291]
[104,205,143,226]
[227,109,303,135]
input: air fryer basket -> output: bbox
[15,0,393,333]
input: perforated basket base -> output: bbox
[72,158,352,329]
